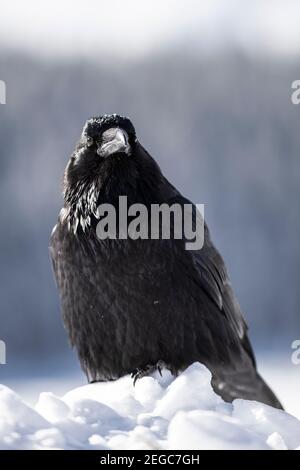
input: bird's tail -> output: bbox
[211,368,283,410]
[254,372,283,409]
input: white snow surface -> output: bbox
[0,363,299,450]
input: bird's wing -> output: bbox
[166,192,252,354]
[193,226,247,340]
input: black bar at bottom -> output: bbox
[0,450,295,466]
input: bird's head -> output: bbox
[64,114,137,202]
[62,114,165,233]
[82,114,136,158]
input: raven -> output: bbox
[50,114,282,409]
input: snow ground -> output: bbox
[0,363,299,450]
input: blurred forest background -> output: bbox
[0,0,299,413]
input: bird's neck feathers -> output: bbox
[62,156,141,235]
[62,147,166,236]
[63,178,100,235]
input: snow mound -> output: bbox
[0,363,299,450]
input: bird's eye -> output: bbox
[85,136,94,147]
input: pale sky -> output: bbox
[0,0,300,59]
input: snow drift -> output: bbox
[0,363,299,450]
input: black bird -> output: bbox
[50,114,282,409]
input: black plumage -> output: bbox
[50,114,282,409]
